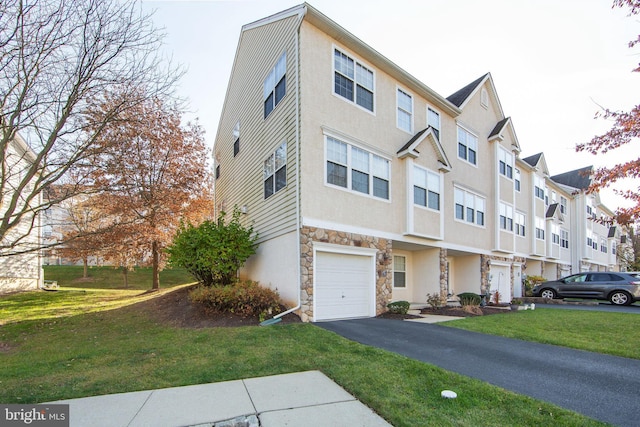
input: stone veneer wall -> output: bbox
[439,248,448,297]
[299,226,392,323]
[480,255,526,296]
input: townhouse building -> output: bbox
[213,3,621,322]
[0,132,42,293]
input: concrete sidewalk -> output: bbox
[47,371,391,427]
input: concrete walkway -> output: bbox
[47,371,391,427]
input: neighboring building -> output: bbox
[0,132,42,293]
[213,3,622,321]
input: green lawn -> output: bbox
[445,308,640,360]
[0,288,607,426]
[43,265,195,290]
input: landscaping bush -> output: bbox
[387,300,410,314]
[188,280,281,318]
[167,208,258,287]
[426,292,446,309]
[458,292,482,306]
[523,275,545,297]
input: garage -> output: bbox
[313,246,377,321]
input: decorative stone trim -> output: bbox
[299,226,392,322]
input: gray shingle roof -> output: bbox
[446,73,489,107]
[550,166,593,190]
[522,153,543,167]
[489,117,510,140]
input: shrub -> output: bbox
[387,300,410,314]
[167,208,258,286]
[189,281,281,318]
[458,292,481,306]
[523,275,545,297]
[426,292,446,309]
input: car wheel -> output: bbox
[609,291,632,306]
[540,289,556,299]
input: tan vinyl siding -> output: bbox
[214,14,300,243]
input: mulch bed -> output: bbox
[139,285,302,328]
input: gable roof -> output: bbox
[522,153,542,167]
[447,74,489,107]
[488,117,521,153]
[397,127,452,172]
[550,166,593,190]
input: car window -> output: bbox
[588,273,611,282]
[608,274,625,281]
[565,274,587,283]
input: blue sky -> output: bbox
[141,0,639,210]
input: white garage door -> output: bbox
[315,251,374,321]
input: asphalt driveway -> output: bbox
[318,318,640,427]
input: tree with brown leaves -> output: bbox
[577,0,640,225]
[0,0,181,257]
[89,94,213,290]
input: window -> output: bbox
[334,49,374,112]
[397,88,412,132]
[427,107,440,139]
[534,175,545,200]
[233,122,240,156]
[393,255,406,288]
[413,166,440,210]
[551,224,560,245]
[560,196,567,214]
[612,241,617,255]
[515,211,526,237]
[457,126,478,165]
[454,187,485,226]
[535,217,545,240]
[600,238,607,253]
[515,168,521,192]
[586,202,596,219]
[499,202,513,231]
[560,229,569,248]
[233,138,240,157]
[264,52,286,118]
[325,136,389,200]
[215,164,220,180]
[264,142,287,199]
[498,147,513,179]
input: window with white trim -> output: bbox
[413,166,440,211]
[499,202,513,231]
[325,136,389,200]
[457,126,477,165]
[535,217,545,240]
[427,107,440,139]
[515,211,526,237]
[534,175,545,200]
[498,147,513,179]
[264,142,287,198]
[560,229,569,248]
[600,237,607,253]
[233,122,240,157]
[334,49,374,112]
[560,196,567,214]
[515,168,521,192]
[393,255,406,288]
[397,88,413,133]
[612,241,617,255]
[264,52,286,118]
[551,224,560,245]
[454,187,485,226]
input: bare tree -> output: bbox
[0,0,181,257]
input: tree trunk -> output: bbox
[122,267,129,288]
[83,258,88,278]
[152,240,160,290]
